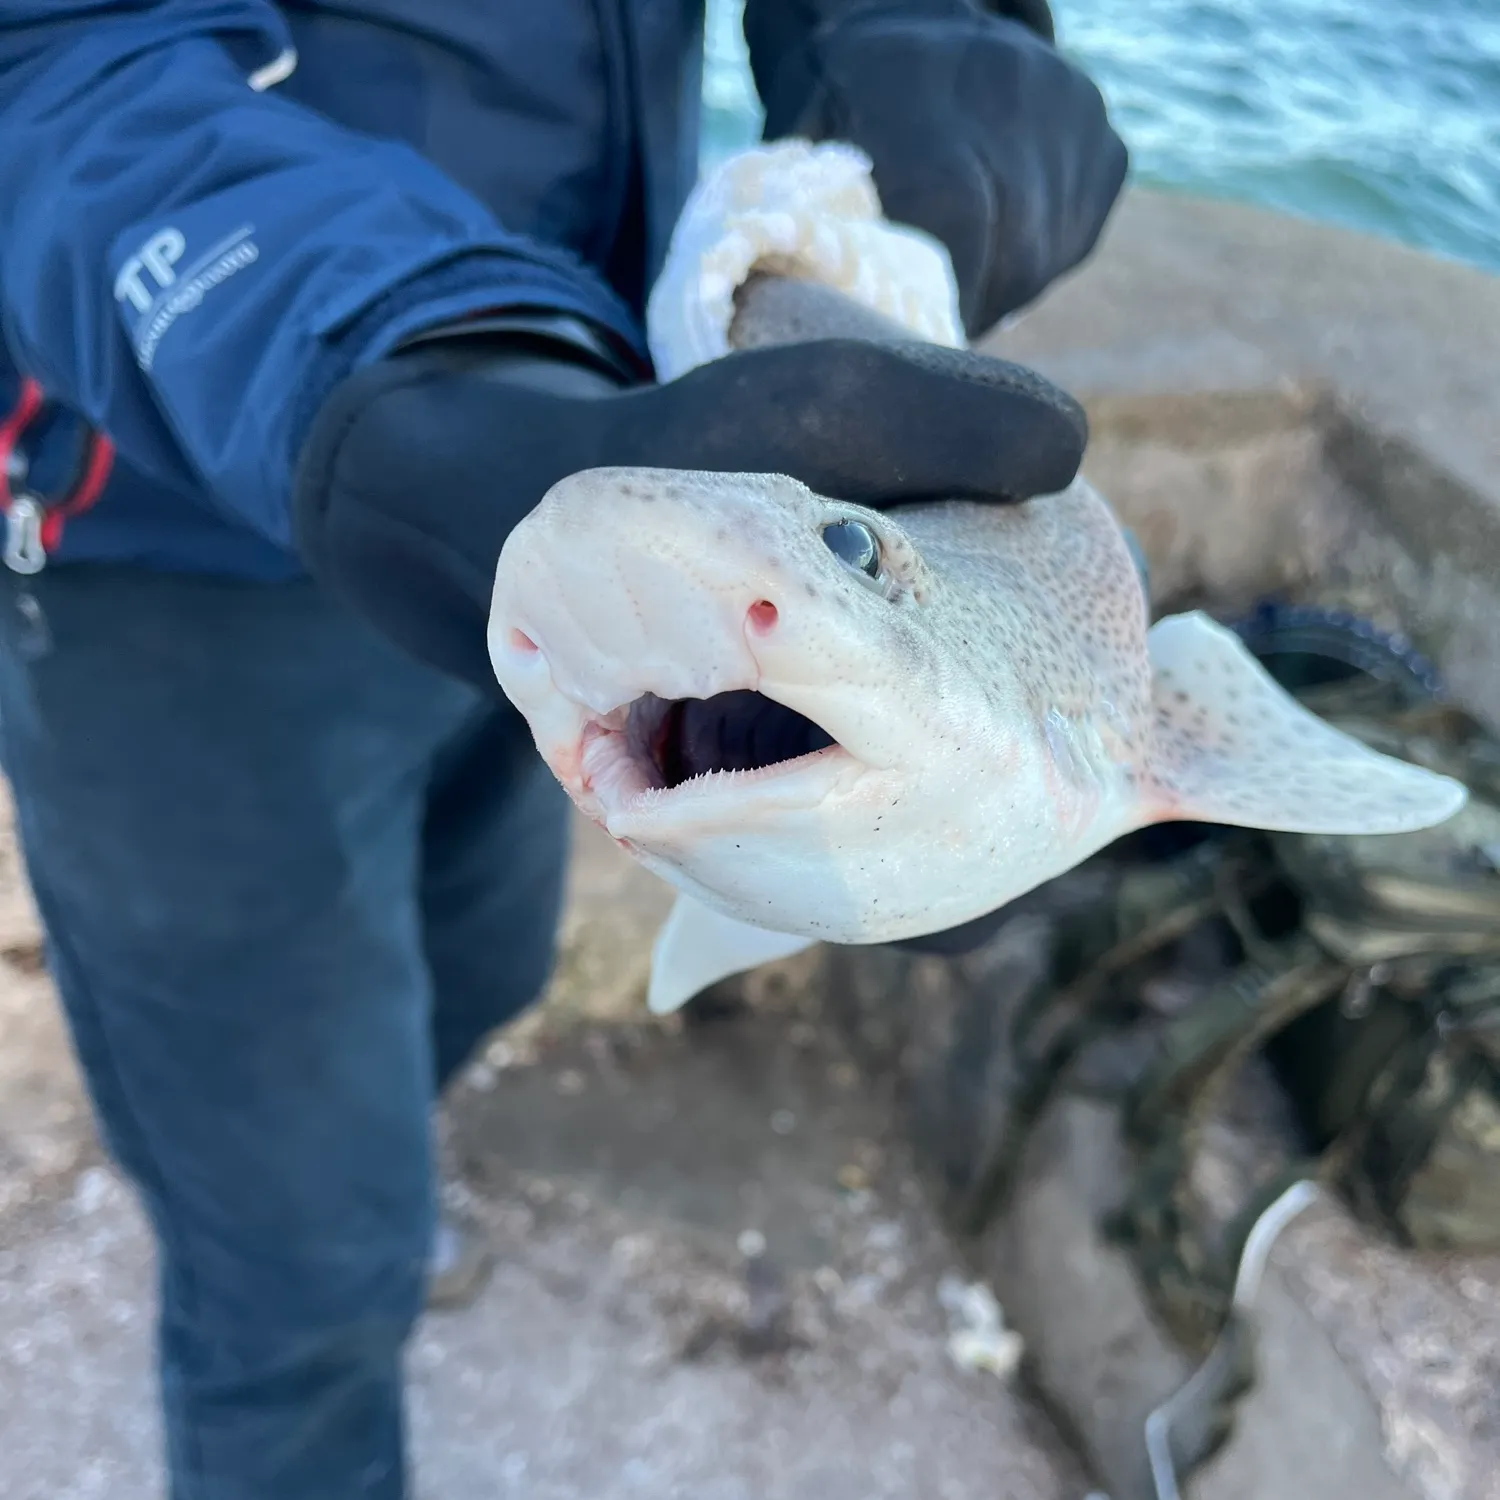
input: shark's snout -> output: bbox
[488,468,894,830]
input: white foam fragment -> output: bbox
[646,139,965,381]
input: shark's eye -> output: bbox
[821,519,881,579]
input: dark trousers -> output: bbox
[0,564,570,1499]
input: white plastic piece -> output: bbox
[937,1273,1025,1380]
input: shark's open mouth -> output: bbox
[626,690,837,787]
[574,687,852,821]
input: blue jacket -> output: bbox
[0,1,723,580]
[0,1,1059,582]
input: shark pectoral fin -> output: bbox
[1143,610,1467,836]
[646,895,819,1016]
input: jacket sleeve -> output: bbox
[0,2,647,547]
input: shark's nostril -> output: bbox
[508,628,539,655]
[747,600,778,635]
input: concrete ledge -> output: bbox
[987,187,1499,511]
[1071,382,1500,733]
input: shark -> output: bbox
[487,141,1467,1016]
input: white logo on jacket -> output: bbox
[114,225,260,371]
[113,228,186,312]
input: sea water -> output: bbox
[702,0,1499,276]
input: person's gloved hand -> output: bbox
[750,2,1128,337]
[292,319,1087,693]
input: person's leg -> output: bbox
[414,701,571,1307]
[420,700,571,1094]
[0,566,479,1500]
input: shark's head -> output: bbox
[489,466,1031,940]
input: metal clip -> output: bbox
[1144,1179,1321,1500]
[4,494,48,576]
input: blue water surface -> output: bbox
[702,0,1500,275]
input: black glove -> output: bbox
[292,318,1086,692]
[749,1,1129,337]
